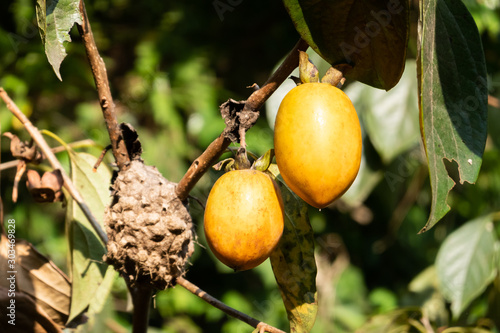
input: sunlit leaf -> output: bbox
[282,0,409,89]
[435,215,497,318]
[418,0,488,232]
[66,152,114,323]
[268,165,318,333]
[43,0,82,80]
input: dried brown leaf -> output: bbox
[26,170,64,203]
[3,132,42,162]
[0,286,63,333]
[0,234,84,327]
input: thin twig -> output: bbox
[93,144,112,171]
[175,39,309,201]
[176,276,286,333]
[0,139,96,171]
[77,0,130,170]
[0,88,108,244]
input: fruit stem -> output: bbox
[321,65,348,87]
[177,276,287,333]
[239,126,247,150]
[235,147,251,170]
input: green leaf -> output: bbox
[282,0,409,90]
[435,215,497,319]
[418,0,488,232]
[268,165,318,333]
[66,152,114,323]
[36,0,47,44]
[345,60,420,164]
[44,0,82,80]
[253,149,275,172]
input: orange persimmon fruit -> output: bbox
[274,82,362,208]
[204,169,284,271]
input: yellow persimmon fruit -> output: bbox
[274,83,362,208]
[204,169,284,271]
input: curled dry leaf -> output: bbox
[0,286,62,333]
[3,132,44,203]
[120,122,143,160]
[0,234,86,328]
[26,169,64,203]
[220,99,259,143]
[213,158,235,172]
[3,132,42,163]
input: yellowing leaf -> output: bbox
[269,165,318,333]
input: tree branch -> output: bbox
[175,38,309,201]
[129,284,154,333]
[176,276,286,333]
[0,139,96,171]
[77,0,130,170]
[0,88,108,244]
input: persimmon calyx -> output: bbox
[297,50,350,87]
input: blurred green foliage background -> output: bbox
[1,0,500,332]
